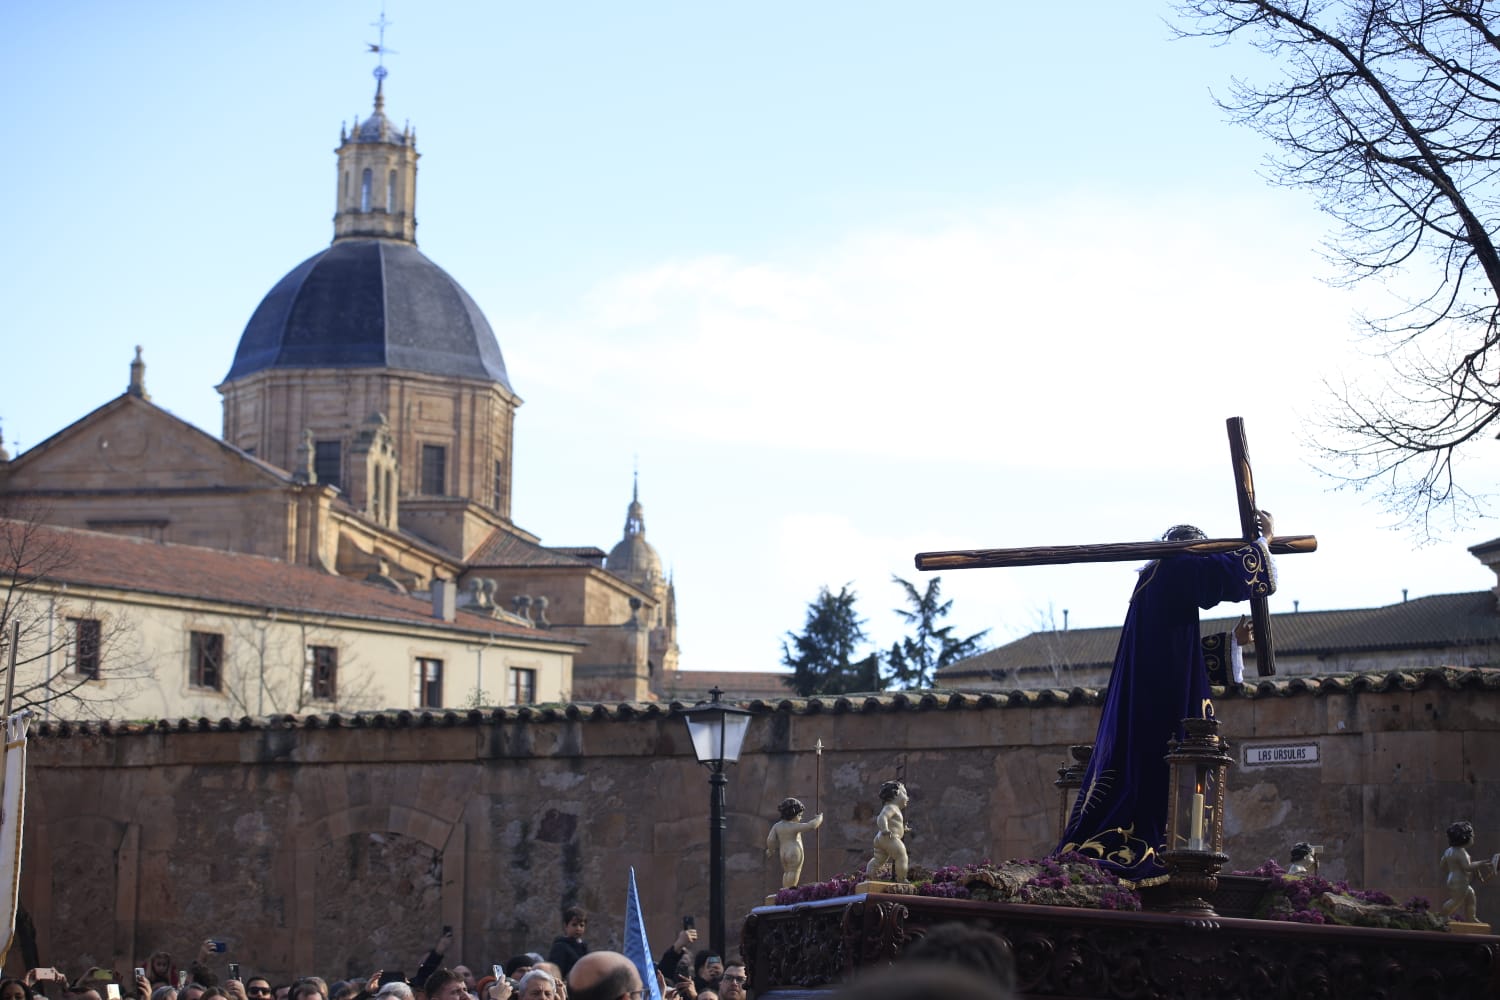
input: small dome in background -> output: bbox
[606,483,663,588]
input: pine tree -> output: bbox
[781,584,881,697]
[885,575,990,690]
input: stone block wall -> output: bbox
[14,669,1499,983]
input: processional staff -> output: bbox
[814,738,823,882]
[914,418,1315,676]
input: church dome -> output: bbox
[606,491,663,587]
[607,530,663,583]
[223,239,512,389]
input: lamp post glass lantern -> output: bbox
[681,687,753,958]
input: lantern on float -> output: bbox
[1161,715,1233,913]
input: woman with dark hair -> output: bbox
[2,977,32,1000]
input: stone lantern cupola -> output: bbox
[334,76,419,244]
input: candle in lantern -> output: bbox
[1189,789,1205,851]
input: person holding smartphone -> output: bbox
[655,919,698,985]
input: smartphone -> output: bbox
[228,965,240,982]
[135,970,146,982]
[107,987,122,1000]
[682,915,695,930]
[210,941,227,954]
[178,973,189,989]
[378,972,405,987]
[491,967,502,984]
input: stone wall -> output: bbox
[14,668,1499,983]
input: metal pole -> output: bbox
[709,760,728,959]
[814,738,823,882]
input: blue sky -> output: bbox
[4,2,1496,674]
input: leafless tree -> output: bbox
[0,505,152,719]
[221,597,380,716]
[1178,0,1500,528]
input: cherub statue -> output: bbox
[865,780,910,883]
[1440,821,1498,923]
[765,796,823,888]
[1288,841,1316,877]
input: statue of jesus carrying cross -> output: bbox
[914,418,1315,885]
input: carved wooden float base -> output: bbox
[742,892,1500,999]
[1450,920,1494,935]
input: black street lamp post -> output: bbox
[680,686,753,959]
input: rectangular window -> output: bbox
[190,631,224,691]
[493,459,506,511]
[307,645,338,702]
[417,657,443,708]
[421,445,447,495]
[68,617,102,679]
[509,667,537,706]
[314,440,343,492]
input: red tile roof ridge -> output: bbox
[0,519,568,642]
[31,666,1500,737]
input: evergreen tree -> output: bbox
[781,584,881,697]
[885,575,990,690]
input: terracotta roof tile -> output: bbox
[2,519,572,644]
[32,666,1499,739]
[663,670,794,698]
[467,529,600,568]
[939,591,1500,680]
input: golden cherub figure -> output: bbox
[765,796,823,888]
[1440,821,1497,923]
[865,780,910,883]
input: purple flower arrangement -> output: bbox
[1230,858,1441,930]
[925,854,1140,911]
[773,873,862,906]
[771,855,1142,911]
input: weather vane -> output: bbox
[367,5,397,83]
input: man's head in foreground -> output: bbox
[565,953,641,1000]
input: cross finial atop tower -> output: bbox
[367,5,397,108]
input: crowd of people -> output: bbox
[2,905,1017,1000]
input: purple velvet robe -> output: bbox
[1056,540,1274,883]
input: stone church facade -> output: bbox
[0,76,684,704]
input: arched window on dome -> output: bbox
[360,168,372,213]
[388,170,398,212]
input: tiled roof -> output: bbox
[467,528,600,568]
[939,591,1500,678]
[30,666,1500,739]
[226,240,511,389]
[664,670,794,697]
[2,519,571,644]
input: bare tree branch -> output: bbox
[1179,0,1500,530]
[0,502,153,720]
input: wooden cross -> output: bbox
[913,417,1316,676]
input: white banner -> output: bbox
[0,711,31,966]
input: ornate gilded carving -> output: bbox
[746,891,1500,998]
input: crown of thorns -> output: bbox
[1162,524,1207,541]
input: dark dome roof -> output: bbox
[224,239,512,389]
